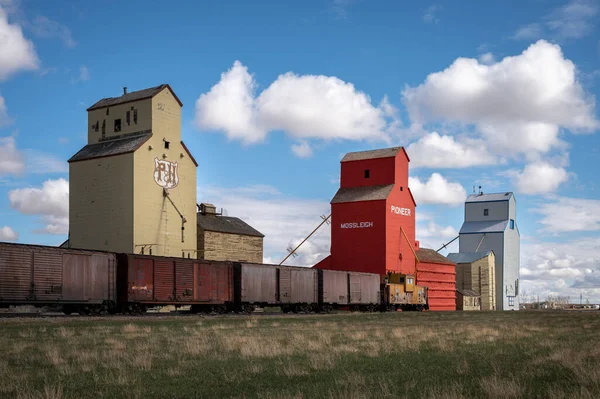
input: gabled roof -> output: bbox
[416,248,455,265]
[180,141,198,167]
[447,250,493,264]
[341,146,409,162]
[331,184,394,204]
[466,192,513,203]
[68,132,152,163]
[87,84,183,111]
[197,214,264,238]
[459,220,508,234]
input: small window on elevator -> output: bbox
[364,169,370,178]
[484,209,489,216]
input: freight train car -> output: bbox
[276,265,318,313]
[0,242,116,315]
[318,269,381,312]
[382,272,428,311]
[116,254,234,314]
[0,241,430,315]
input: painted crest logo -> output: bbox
[153,157,179,189]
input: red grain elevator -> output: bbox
[315,147,419,279]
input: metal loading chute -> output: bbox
[163,188,186,243]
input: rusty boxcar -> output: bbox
[116,254,234,313]
[277,265,318,313]
[0,242,117,315]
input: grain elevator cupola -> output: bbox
[66,84,198,258]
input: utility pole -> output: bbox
[279,214,331,265]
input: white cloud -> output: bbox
[417,221,457,239]
[291,141,313,158]
[197,184,331,266]
[330,0,355,19]
[545,0,599,39]
[402,40,599,159]
[70,65,89,84]
[533,196,600,233]
[509,161,569,195]
[195,60,393,147]
[0,136,25,175]
[23,149,68,174]
[0,225,17,241]
[194,61,265,144]
[478,52,495,65]
[423,4,442,24]
[520,237,600,302]
[0,93,11,127]
[415,212,458,254]
[514,0,599,42]
[406,132,497,168]
[30,15,75,48]
[477,122,566,157]
[513,23,543,40]
[0,6,39,80]
[8,178,69,234]
[408,173,467,206]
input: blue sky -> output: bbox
[0,0,599,302]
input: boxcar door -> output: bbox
[0,245,33,301]
[129,258,153,302]
[34,249,63,301]
[349,274,361,303]
[175,260,193,302]
[154,259,175,302]
[279,268,292,303]
[195,262,212,302]
[62,254,91,301]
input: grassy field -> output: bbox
[1,310,599,399]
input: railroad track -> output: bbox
[0,310,348,320]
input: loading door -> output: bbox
[129,258,153,301]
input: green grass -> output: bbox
[1,310,600,398]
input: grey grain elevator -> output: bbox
[458,191,520,310]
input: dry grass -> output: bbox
[0,310,599,398]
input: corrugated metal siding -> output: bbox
[349,272,380,304]
[194,261,233,303]
[33,250,63,300]
[175,260,194,301]
[0,246,32,301]
[417,261,456,311]
[321,270,348,304]
[129,257,154,302]
[279,267,292,303]
[279,267,317,304]
[240,263,277,304]
[154,259,174,302]
[349,273,361,302]
[62,253,89,300]
[1,243,116,304]
[90,254,114,302]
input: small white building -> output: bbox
[457,192,520,311]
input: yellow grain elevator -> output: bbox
[66,85,198,258]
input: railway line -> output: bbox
[0,307,366,320]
